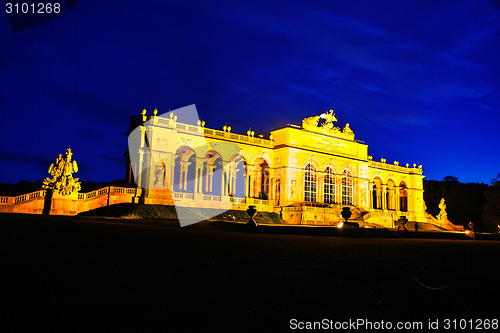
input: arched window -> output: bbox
[304,163,317,202]
[399,181,408,212]
[323,167,335,204]
[342,169,353,205]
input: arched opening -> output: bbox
[304,163,317,202]
[201,156,211,195]
[372,177,382,209]
[399,181,408,212]
[253,158,269,199]
[211,155,223,197]
[386,180,395,210]
[185,154,196,193]
[231,155,247,198]
[342,169,353,205]
[323,167,335,204]
[173,146,196,193]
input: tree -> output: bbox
[423,178,488,229]
[443,175,459,182]
[482,174,500,233]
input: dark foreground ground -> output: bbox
[1,214,499,332]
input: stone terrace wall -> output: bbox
[0,187,139,216]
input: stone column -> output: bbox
[222,170,227,196]
[268,168,274,201]
[317,174,323,203]
[178,161,190,192]
[336,175,341,204]
[178,168,183,192]
[353,178,358,207]
[137,151,144,189]
[382,188,387,210]
[408,188,414,213]
[142,151,151,190]
[171,155,178,192]
[204,164,210,193]
[369,183,373,208]
[194,158,205,194]
[163,154,175,192]
[245,166,251,198]
[269,178,275,202]
[209,168,213,194]
[395,186,400,211]
[194,167,199,194]
[232,168,239,197]
[256,168,263,199]
[227,166,233,196]
[247,166,254,198]
[221,162,230,197]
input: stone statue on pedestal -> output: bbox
[437,198,447,221]
[42,148,81,196]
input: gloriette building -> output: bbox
[125,108,427,228]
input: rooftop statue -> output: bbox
[42,148,81,196]
[302,110,355,140]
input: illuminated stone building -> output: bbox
[125,109,427,228]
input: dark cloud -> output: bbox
[100,155,126,167]
[0,149,53,167]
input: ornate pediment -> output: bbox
[302,110,355,141]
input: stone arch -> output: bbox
[253,157,270,199]
[372,176,383,209]
[173,146,197,193]
[302,156,320,170]
[386,179,396,210]
[340,163,356,178]
[172,139,204,158]
[199,150,223,195]
[370,174,385,183]
[321,160,338,174]
[229,154,247,198]
[251,154,272,169]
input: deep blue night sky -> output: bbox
[1,1,499,185]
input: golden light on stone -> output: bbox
[0,108,463,231]
[42,148,81,196]
[121,108,449,229]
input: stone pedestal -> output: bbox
[48,191,80,215]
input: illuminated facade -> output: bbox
[126,109,427,228]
